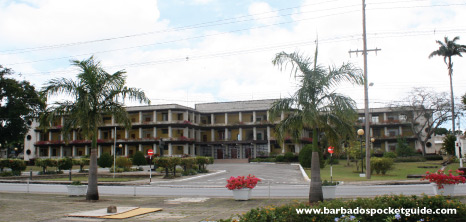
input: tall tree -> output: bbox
[429,36,466,134]
[269,47,363,203]
[41,56,150,200]
[391,88,452,155]
[0,65,44,152]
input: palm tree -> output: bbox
[269,47,363,203]
[429,36,466,135]
[41,56,150,200]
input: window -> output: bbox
[131,134,136,139]
[103,132,109,139]
[145,117,151,122]
[358,116,365,123]
[388,129,398,137]
[26,135,32,141]
[399,114,407,122]
[162,129,169,134]
[256,132,263,140]
[177,113,183,120]
[371,116,379,123]
[256,116,262,122]
[162,113,168,121]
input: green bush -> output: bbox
[425,155,443,161]
[72,158,89,172]
[180,157,196,173]
[57,158,73,171]
[115,157,132,170]
[299,144,313,168]
[284,152,297,162]
[132,151,147,166]
[35,158,57,173]
[275,155,285,162]
[383,152,397,158]
[220,195,466,222]
[0,159,9,172]
[370,157,394,175]
[196,156,213,172]
[97,153,113,168]
[395,137,414,157]
[0,171,13,177]
[395,156,426,162]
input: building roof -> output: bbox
[195,99,277,113]
[125,104,195,112]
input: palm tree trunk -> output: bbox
[448,57,455,135]
[86,130,99,201]
[309,128,323,203]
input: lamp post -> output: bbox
[357,129,364,174]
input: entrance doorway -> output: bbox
[216,149,224,159]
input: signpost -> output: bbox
[328,146,334,182]
[147,149,154,183]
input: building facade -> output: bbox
[23,100,439,161]
[23,99,310,161]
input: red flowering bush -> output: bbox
[226,175,261,190]
[422,169,466,189]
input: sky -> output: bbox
[1,0,466,128]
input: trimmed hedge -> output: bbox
[220,195,466,222]
[425,155,443,161]
[395,156,426,162]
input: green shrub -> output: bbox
[35,158,57,173]
[0,159,9,172]
[395,156,426,162]
[284,152,297,162]
[383,152,397,158]
[72,158,89,172]
[57,158,73,171]
[70,180,82,185]
[0,171,13,177]
[109,167,124,173]
[180,157,196,173]
[299,144,313,168]
[97,153,113,168]
[370,157,394,175]
[154,157,171,177]
[132,151,147,166]
[182,168,198,176]
[115,157,132,170]
[275,155,285,162]
[425,155,443,161]
[221,195,466,222]
[395,137,414,157]
[196,156,213,172]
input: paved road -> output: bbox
[155,163,307,186]
[2,182,466,198]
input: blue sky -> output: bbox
[1,0,466,132]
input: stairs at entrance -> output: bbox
[214,158,249,164]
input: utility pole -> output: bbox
[348,0,381,179]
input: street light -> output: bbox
[357,129,364,174]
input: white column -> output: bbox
[85,145,89,156]
[139,128,142,139]
[111,115,115,125]
[191,113,195,123]
[184,111,189,121]
[225,113,228,124]
[60,146,64,157]
[110,145,114,155]
[48,146,52,158]
[153,144,157,154]
[153,111,157,122]
[383,113,387,122]
[266,111,270,122]
[98,145,102,157]
[239,112,242,122]
[384,127,388,136]
[125,129,129,139]
[282,142,285,154]
[139,111,142,124]
[168,110,172,122]
[211,129,215,141]
[225,128,228,141]
[267,126,271,153]
[183,127,189,137]
[168,143,173,156]
[73,131,76,140]
[239,128,243,141]
[98,129,102,139]
[184,144,189,154]
[253,111,256,122]
[49,131,52,141]
[253,127,257,140]
[196,130,201,142]
[153,127,157,138]
[168,126,172,138]
[239,145,243,158]
[399,126,403,136]
[211,114,214,125]
[139,144,142,152]
[385,141,389,152]
[72,146,76,157]
[125,145,129,156]
[211,146,214,158]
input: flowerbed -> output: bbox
[422,169,465,189]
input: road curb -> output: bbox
[293,163,310,182]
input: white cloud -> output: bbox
[248,2,279,25]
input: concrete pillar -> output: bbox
[399,126,403,136]
[72,146,76,157]
[125,145,129,156]
[153,111,157,122]
[211,129,215,141]
[183,127,189,137]
[184,144,189,155]
[98,145,102,157]
[49,131,52,141]
[266,111,270,122]
[191,112,195,123]
[184,111,189,121]
[211,114,214,125]
[139,111,142,124]
[48,146,51,158]
[112,115,115,125]
[239,128,243,141]
[125,129,129,139]
[60,146,64,157]
[383,112,387,122]
[139,128,142,139]
[110,145,114,156]
[211,146,214,158]
[225,128,228,141]
[154,127,157,138]
[168,143,173,156]
[168,110,172,122]
[153,144,157,154]
[282,142,285,154]
[253,111,256,123]
[139,144,142,152]
[168,126,172,138]
[85,145,89,156]
[225,113,228,124]
[73,131,76,140]
[239,112,242,122]
[384,127,388,136]
[253,127,257,140]
[196,130,201,142]
[98,129,101,139]
[239,145,243,158]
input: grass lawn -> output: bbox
[305,160,444,181]
[39,176,148,182]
